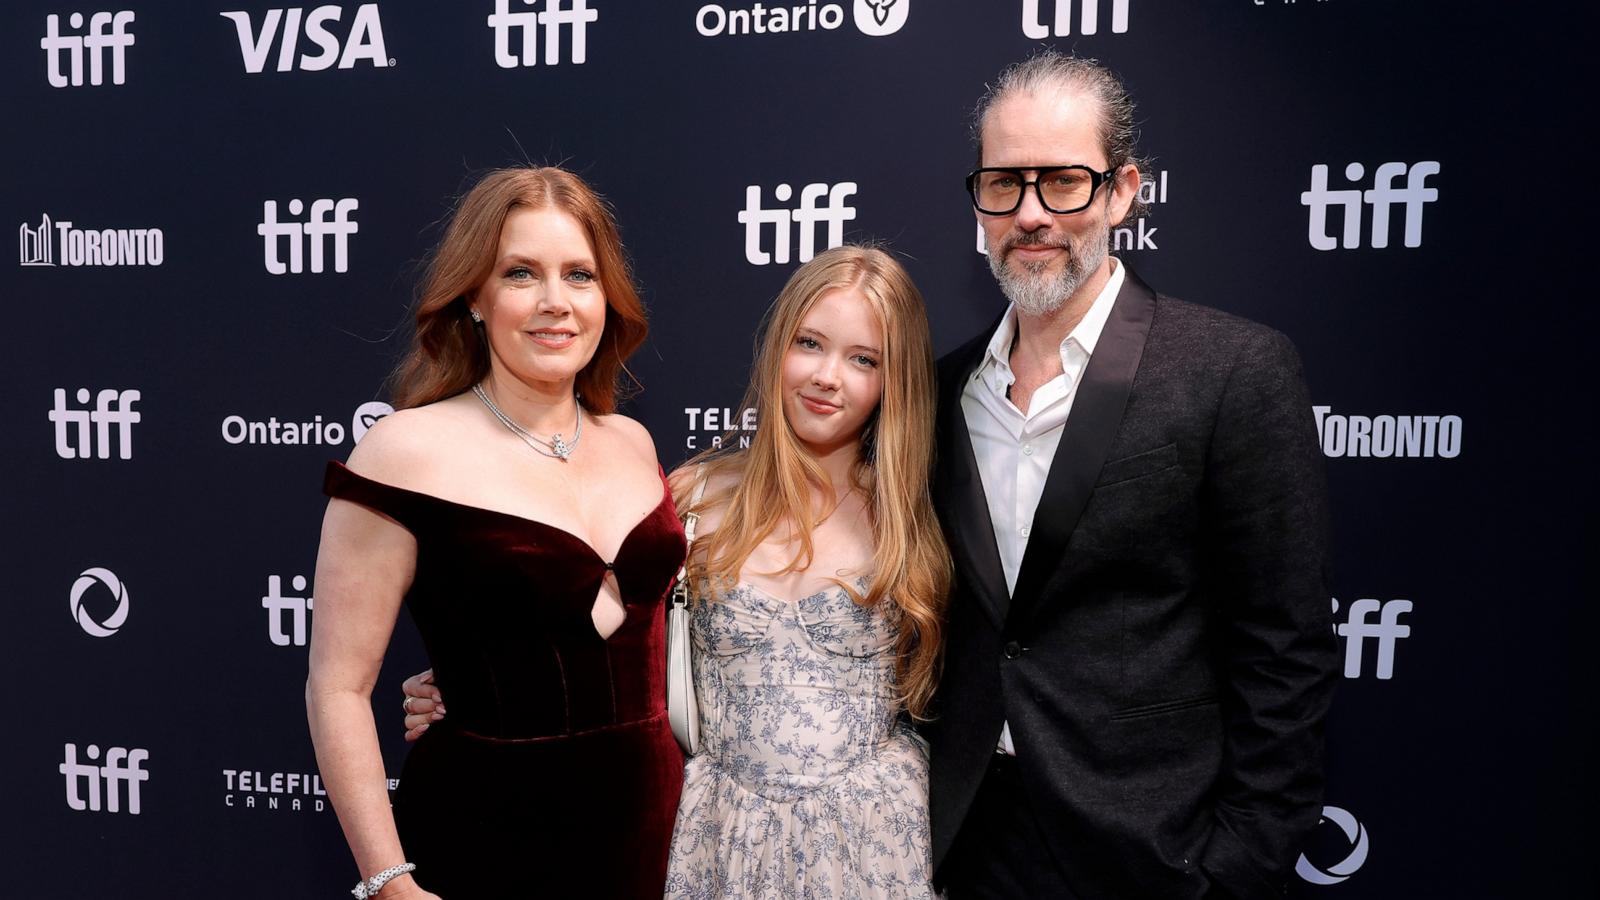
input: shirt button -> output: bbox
[1004,641,1022,659]
[1019,526,1030,538]
[1023,444,1034,456]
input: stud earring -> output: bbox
[470,309,483,323]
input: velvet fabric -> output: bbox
[324,461,687,898]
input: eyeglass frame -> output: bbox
[965,164,1123,216]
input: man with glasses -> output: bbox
[927,51,1338,899]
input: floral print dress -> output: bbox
[664,578,932,899]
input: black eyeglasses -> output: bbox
[965,165,1120,215]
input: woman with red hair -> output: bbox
[306,167,684,899]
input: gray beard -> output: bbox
[987,227,1109,317]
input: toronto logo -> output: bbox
[20,214,165,267]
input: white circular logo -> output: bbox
[70,567,130,638]
[1295,805,1370,886]
[854,0,909,36]
[351,401,394,443]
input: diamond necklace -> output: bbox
[472,382,581,462]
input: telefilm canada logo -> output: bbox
[220,4,392,73]
[684,405,757,451]
[223,766,400,812]
[1313,406,1461,459]
[221,400,392,447]
[1021,0,1131,38]
[41,10,135,87]
[20,214,164,267]
[224,767,339,812]
[1296,805,1370,886]
[740,181,858,265]
[696,0,909,38]
[70,567,130,638]
[1301,161,1439,250]
[488,0,598,67]
[62,742,149,814]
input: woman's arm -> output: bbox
[305,485,435,898]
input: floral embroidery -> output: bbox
[666,579,932,899]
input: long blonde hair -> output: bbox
[389,166,647,412]
[683,245,951,718]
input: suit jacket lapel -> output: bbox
[935,324,1011,631]
[1009,269,1158,624]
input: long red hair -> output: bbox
[389,167,647,412]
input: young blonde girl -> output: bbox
[664,245,949,898]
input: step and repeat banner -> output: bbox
[3,2,1584,897]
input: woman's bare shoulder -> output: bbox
[343,398,472,486]
[593,412,657,459]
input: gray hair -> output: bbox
[971,50,1149,220]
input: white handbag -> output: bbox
[666,470,708,756]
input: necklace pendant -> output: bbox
[551,434,572,461]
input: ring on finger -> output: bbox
[402,696,416,714]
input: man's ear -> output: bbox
[1107,163,1140,228]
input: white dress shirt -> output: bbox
[960,259,1125,755]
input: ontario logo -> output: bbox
[696,0,909,37]
[221,400,392,447]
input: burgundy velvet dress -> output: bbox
[324,461,686,898]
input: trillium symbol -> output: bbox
[866,0,897,26]
[351,400,395,443]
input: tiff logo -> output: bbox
[60,743,149,814]
[739,182,857,265]
[51,388,139,459]
[1022,0,1129,37]
[488,0,598,67]
[1334,598,1411,680]
[259,199,359,274]
[1301,161,1440,250]
[220,4,391,73]
[41,11,135,87]
[263,575,314,646]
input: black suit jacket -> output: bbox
[926,268,1338,899]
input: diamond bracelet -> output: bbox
[352,862,416,899]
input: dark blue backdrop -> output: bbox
[4,1,1587,896]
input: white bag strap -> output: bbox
[670,465,709,608]
[682,465,709,543]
